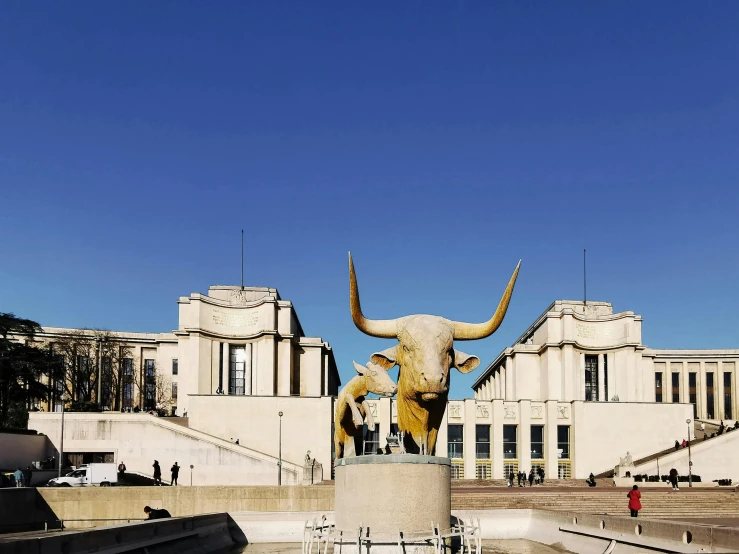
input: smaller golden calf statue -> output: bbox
[334,360,397,458]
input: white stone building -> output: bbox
[14,295,739,483]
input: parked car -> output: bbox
[46,463,118,487]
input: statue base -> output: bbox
[334,455,451,554]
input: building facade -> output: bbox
[13,296,739,482]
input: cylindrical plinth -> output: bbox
[335,454,450,538]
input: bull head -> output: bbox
[348,252,520,454]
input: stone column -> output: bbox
[580,353,586,401]
[717,362,725,420]
[545,401,558,481]
[699,360,706,420]
[519,400,531,476]
[501,366,507,402]
[597,354,605,402]
[607,352,616,401]
[491,399,504,479]
[244,343,253,395]
[464,399,477,480]
[378,397,391,449]
[222,342,230,394]
[494,372,501,399]
[505,357,514,400]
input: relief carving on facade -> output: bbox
[229,289,250,305]
[449,404,461,418]
[530,405,543,419]
[476,404,490,419]
[557,405,569,419]
[368,402,378,417]
[503,405,516,420]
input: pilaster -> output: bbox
[463,399,477,480]
[597,353,605,402]
[519,399,531,476]
[491,399,504,479]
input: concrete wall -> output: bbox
[188,394,334,478]
[28,412,303,486]
[0,432,53,471]
[3,486,334,530]
[573,401,692,478]
[635,427,739,481]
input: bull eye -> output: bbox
[402,345,410,354]
[371,371,377,376]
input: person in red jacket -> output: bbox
[627,485,642,517]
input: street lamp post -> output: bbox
[190,464,194,486]
[278,411,283,486]
[686,418,693,488]
[58,394,66,478]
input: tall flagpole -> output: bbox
[241,229,244,290]
[583,249,587,306]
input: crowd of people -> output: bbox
[507,467,545,487]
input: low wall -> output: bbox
[1,486,334,530]
[0,432,53,472]
[0,513,237,554]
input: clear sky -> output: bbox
[1,1,738,398]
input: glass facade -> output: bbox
[655,372,663,403]
[706,372,715,419]
[603,355,609,401]
[503,425,517,459]
[672,372,680,403]
[724,372,732,420]
[475,425,490,459]
[144,359,156,410]
[123,358,134,409]
[557,425,570,459]
[585,355,598,401]
[172,382,178,400]
[229,346,246,395]
[689,372,697,417]
[531,425,544,459]
[101,357,113,408]
[448,424,464,459]
[363,424,380,455]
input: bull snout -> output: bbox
[417,368,449,395]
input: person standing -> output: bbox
[540,467,545,485]
[118,461,126,479]
[171,462,180,486]
[669,468,679,491]
[627,485,642,517]
[507,470,514,488]
[528,469,534,487]
[23,466,32,488]
[153,460,162,486]
[13,467,23,487]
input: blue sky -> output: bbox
[1,1,738,398]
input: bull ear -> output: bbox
[453,349,480,374]
[370,346,398,370]
[353,361,367,375]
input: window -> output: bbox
[557,425,570,459]
[144,359,156,410]
[689,372,697,418]
[672,372,680,403]
[100,357,113,409]
[706,372,715,420]
[448,424,464,459]
[584,355,599,401]
[655,372,663,403]
[531,425,544,459]
[172,382,178,400]
[363,424,380,455]
[503,425,517,459]
[172,359,178,375]
[475,425,490,459]
[603,355,609,401]
[724,372,732,420]
[229,346,246,395]
[76,355,92,401]
[122,358,134,410]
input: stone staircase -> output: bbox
[451,489,739,519]
[452,478,611,488]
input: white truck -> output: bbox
[47,463,118,487]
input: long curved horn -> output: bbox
[452,260,521,340]
[349,252,397,338]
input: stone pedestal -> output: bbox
[334,455,450,554]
